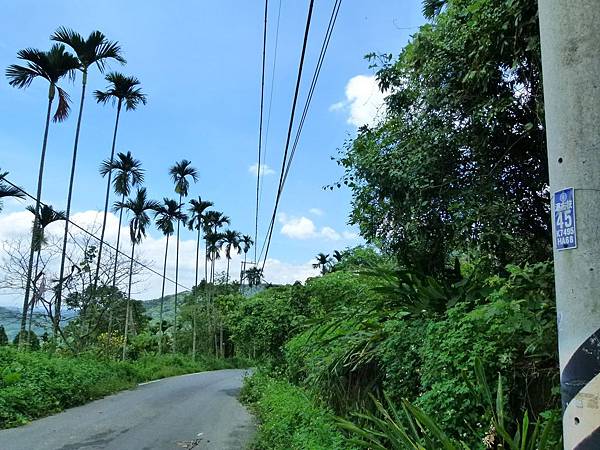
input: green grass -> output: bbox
[241,370,353,450]
[0,347,250,429]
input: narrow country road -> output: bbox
[0,369,255,450]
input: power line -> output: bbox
[259,0,342,270]
[2,176,192,292]
[254,0,269,263]
[260,0,283,200]
[259,0,315,270]
[283,0,342,185]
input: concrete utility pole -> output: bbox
[538,1,600,449]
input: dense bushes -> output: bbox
[0,347,248,428]
[241,370,353,450]
[237,251,560,448]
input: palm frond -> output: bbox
[53,86,71,122]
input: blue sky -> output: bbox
[0,1,424,303]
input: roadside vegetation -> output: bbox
[0,346,248,428]
[231,0,561,448]
[0,0,564,447]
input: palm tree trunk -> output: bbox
[173,193,182,354]
[28,249,42,345]
[195,226,201,287]
[21,88,54,346]
[112,194,126,288]
[204,237,209,283]
[122,242,135,361]
[94,99,122,289]
[56,72,88,330]
[240,253,247,285]
[225,256,231,284]
[158,234,169,355]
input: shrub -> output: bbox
[242,370,353,450]
[0,347,250,428]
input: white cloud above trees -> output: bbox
[330,74,389,128]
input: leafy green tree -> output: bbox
[154,198,187,354]
[13,330,39,350]
[53,28,126,333]
[187,196,213,286]
[93,72,147,288]
[6,43,79,339]
[101,151,144,287]
[114,187,158,360]
[169,160,198,352]
[336,0,548,274]
[0,325,8,346]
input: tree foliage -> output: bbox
[334,0,548,274]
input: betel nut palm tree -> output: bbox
[25,204,65,338]
[52,27,125,330]
[6,43,79,339]
[114,187,158,360]
[154,198,187,354]
[221,229,241,283]
[239,234,254,285]
[313,252,332,275]
[168,159,197,352]
[100,151,144,288]
[187,196,213,286]
[93,72,146,288]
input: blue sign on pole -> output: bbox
[554,187,577,250]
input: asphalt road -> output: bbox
[0,369,255,450]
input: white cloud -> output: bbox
[342,231,359,240]
[330,74,389,128]
[279,215,317,240]
[309,208,324,216]
[0,208,360,308]
[263,258,319,284]
[278,213,356,242]
[249,163,275,177]
[320,226,341,241]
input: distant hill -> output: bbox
[142,292,190,322]
[0,306,51,340]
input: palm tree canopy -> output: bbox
[205,232,223,260]
[169,160,198,197]
[202,210,228,233]
[240,234,254,254]
[187,197,213,230]
[6,44,79,121]
[51,27,125,72]
[332,250,344,262]
[155,198,188,237]
[313,253,331,269]
[245,267,263,286]
[26,204,65,250]
[100,151,144,196]
[94,72,147,111]
[0,170,24,213]
[114,188,159,245]
[221,229,241,259]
